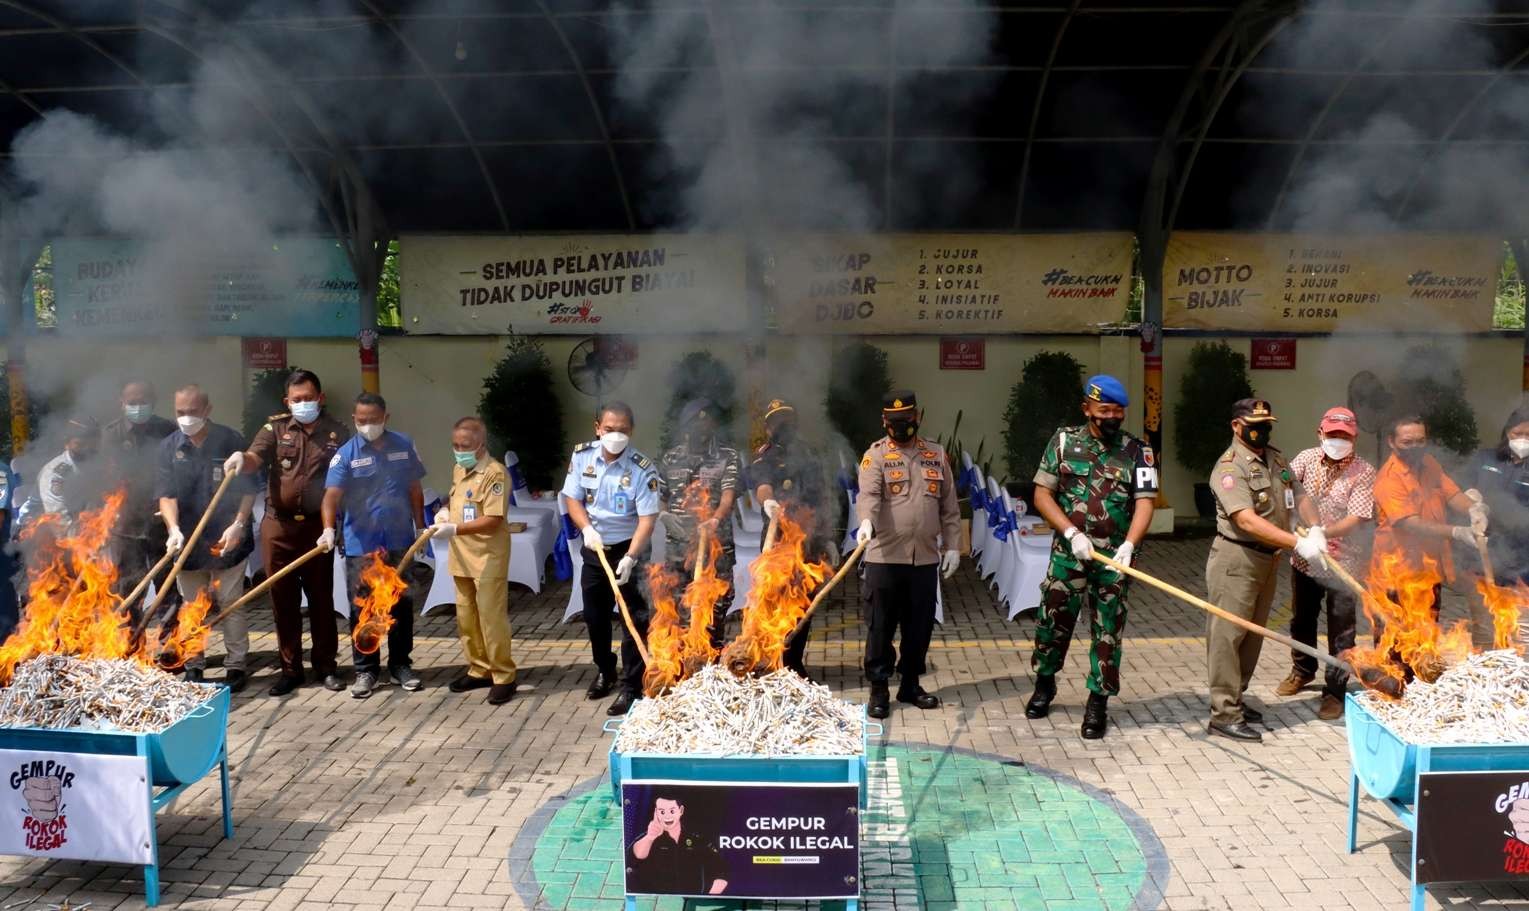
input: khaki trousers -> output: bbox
[453,576,517,685]
[1206,539,1279,724]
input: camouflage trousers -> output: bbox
[665,534,736,649]
[1031,549,1131,695]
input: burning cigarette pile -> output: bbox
[0,656,217,733]
[1358,650,1529,744]
[615,664,863,756]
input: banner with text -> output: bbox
[1163,233,1502,332]
[401,234,747,334]
[0,749,152,865]
[770,233,1133,334]
[49,237,360,337]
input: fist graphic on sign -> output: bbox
[22,776,62,822]
[1510,799,1529,843]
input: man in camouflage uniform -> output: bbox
[659,399,741,646]
[1024,375,1156,740]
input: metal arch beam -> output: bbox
[354,0,510,231]
[0,73,45,117]
[529,0,636,231]
[1393,39,1529,222]
[1013,0,1082,229]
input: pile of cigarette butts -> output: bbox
[613,664,864,756]
[1358,650,1529,744]
[0,656,217,733]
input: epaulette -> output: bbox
[1219,450,1236,463]
[632,451,653,470]
[268,412,289,421]
[573,440,596,453]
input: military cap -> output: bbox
[1083,375,1129,407]
[65,415,100,437]
[882,390,918,414]
[678,398,716,427]
[763,398,795,422]
[1232,398,1278,423]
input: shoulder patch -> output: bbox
[861,457,872,470]
[1220,474,1237,490]
[648,477,658,491]
[268,412,289,422]
[490,481,504,496]
[632,452,653,470]
[1142,447,1155,467]
[573,440,595,453]
[262,423,273,432]
[329,453,341,468]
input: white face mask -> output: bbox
[1320,438,1354,461]
[356,423,384,442]
[600,431,630,455]
[177,415,206,436]
[1510,439,1529,460]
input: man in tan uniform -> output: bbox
[855,390,962,720]
[430,417,517,705]
[1206,399,1328,742]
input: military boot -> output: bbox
[1024,674,1057,719]
[868,681,891,720]
[1081,693,1108,740]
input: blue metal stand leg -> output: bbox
[624,896,638,911]
[1347,771,1359,854]
[219,745,234,840]
[136,737,161,907]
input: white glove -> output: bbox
[1065,527,1094,561]
[316,528,336,552]
[940,550,960,579]
[222,451,244,475]
[763,499,781,520]
[615,554,637,585]
[434,508,449,525]
[1113,540,1135,569]
[855,519,873,546]
[582,525,604,550]
[165,526,185,554]
[1294,526,1327,561]
[1451,525,1478,545]
[430,522,457,540]
[216,520,246,554]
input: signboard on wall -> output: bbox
[939,338,985,370]
[0,749,153,865]
[400,234,747,334]
[769,233,1134,334]
[241,337,288,369]
[1163,233,1502,332]
[49,237,360,337]
[1416,770,1529,884]
[1250,338,1296,370]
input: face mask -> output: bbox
[887,420,918,443]
[1238,423,1271,449]
[769,423,795,445]
[601,431,630,455]
[290,401,321,425]
[453,449,478,469]
[124,404,152,425]
[1321,438,1354,461]
[1511,439,1529,460]
[356,423,384,442]
[177,415,206,436]
[1396,446,1428,469]
[1092,417,1123,440]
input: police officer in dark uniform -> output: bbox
[0,459,17,641]
[749,398,836,678]
[659,399,741,646]
[104,380,178,617]
[230,369,348,697]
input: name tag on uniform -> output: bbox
[212,467,223,482]
[463,503,478,522]
[351,456,375,468]
[387,451,410,462]
[615,493,628,513]
[1284,489,1295,510]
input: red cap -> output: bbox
[1319,407,1358,434]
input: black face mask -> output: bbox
[1238,423,1271,449]
[769,423,795,445]
[1396,446,1429,470]
[887,420,918,443]
[1092,417,1123,440]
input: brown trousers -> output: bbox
[262,515,338,679]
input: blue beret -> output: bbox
[1083,375,1128,407]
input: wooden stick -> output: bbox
[594,546,652,666]
[399,528,436,571]
[206,542,328,629]
[141,470,239,623]
[692,526,710,584]
[1476,534,1497,588]
[786,541,868,645]
[1321,555,1371,603]
[121,549,175,614]
[762,511,781,552]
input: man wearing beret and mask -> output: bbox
[659,399,741,646]
[855,390,960,720]
[1024,375,1156,740]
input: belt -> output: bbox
[268,510,313,523]
[1217,533,1280,556]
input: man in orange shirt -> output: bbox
[1370,414,1489,630]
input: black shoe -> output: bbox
[321,674,345,692]
[449,674,493,693]
[1208,720,1263,742]
[1024,675,1057,719]
[185,668,206,684]
[586,672,615,700]
[1241,705,1264,724]
[487,682,518,705]
[607,691,636,716]
[896,687,940,710]
[224,669,247,694]
[268,675,303,697]
[1081,693,1108,740]
[867,682,891,720]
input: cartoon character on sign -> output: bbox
[628,794,728,896]
[10,760,74,852]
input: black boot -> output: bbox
[868,681,891,720]
[1024,674,1057,719]
[896,678,940,709]
[1081,693,1108,740]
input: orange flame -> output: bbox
[351,551,408,655]
[152,588,213,670]
[1477,577,1527,652]
[642,564,686,696]
[679,533,728,676]
[722,508,829,676]
[1349,551,1470,689]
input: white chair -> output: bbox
[977,477,1005,582]
[963,452,984,559]
[736,489,764,536]
[1008,525,1054,620]
[422,538,459,615]
[997,491,1023,604]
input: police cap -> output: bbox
[1232,398,1278,423]
[1083,375,1128,407]
[882,390,918,414]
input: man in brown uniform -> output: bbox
[1206,398,1328,742]
[229,369,347,697]
[430,417,517,705]
[855,390,962,720]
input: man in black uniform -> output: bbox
[659,399,741,646]
[103,380,178,622]
[749,398,835,678]
[627,793,729,896]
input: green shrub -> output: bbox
[1393,343,1478,458]
[1003,351,1086,483]
[480,335,565,490]
[660,351,739,451]
[825,341,893,454]
[243,367,292,442]
[1173,341,1254,479]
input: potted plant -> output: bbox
[660,351,739,451]
[1002,351,1085,510]
[1173,341,1255,516]
[480,334,565,491]
[242,366,294,442]
[1392,342,1478,462]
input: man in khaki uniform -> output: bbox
[429,417,517,705]
[1206,399,1328,742]
[855,390,962,720]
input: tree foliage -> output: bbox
[1173,341,1255,480]
[660,351,739,451]
[479,334,565,491]
[1003,351,1086,483]
[242,367,293,443]
[1392,343,1478,458]
[825,341,893,455]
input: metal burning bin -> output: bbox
[0,684,233,907]
[1345,693,1529,911]
[604,711,878,910]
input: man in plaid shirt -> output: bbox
[1275,406,1375,720]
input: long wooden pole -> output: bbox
[786,541,868,645]
[1476,534,1497,588]
[761,511,781,552]
[120,549,175,614]
[140,470,239,626]
[692,526,709,584]
[398,528,435,571]
[595,546,652,665]
[206,542,328,629]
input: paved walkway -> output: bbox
[0,534,1521,910]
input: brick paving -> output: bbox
[0,532,1523,910]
